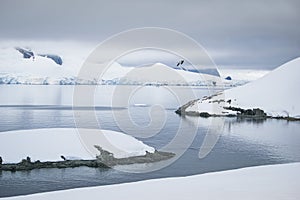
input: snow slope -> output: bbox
[186,57,300,118]
[0,128,155,164]
[116,62,221,86]
[2,163,299,200]
[219,69,269,86]
[0,42,88,77]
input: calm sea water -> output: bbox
[0,85,300,197]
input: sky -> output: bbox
[0,0,300,69]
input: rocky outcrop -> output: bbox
[95,145,174,166]
[175,99,199,116]
[0,146,175,172]
[15,47,63,65]
[0,158,108,172]
[176,99,267,120]
[15,47,34,59]
[38,54,63,65]
[224,106,267,119]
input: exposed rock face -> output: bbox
[38,54,63,65]
[225,76,232,80]
[199,112,210,118]
[94,145,174,166]
[15,47,34,59]
[224,106,267,119]
[94,145,114,162]
[15,47,63,65]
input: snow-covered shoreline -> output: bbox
[179,57,300,119]
[0,128,155,164]
[1,162,299,200]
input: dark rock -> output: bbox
[38,54,63,65]
[225,76,232,80]
[175,99,199,116]
[224,106,267,119]
[199,112,211,118]
[253,108,266,117]
[0,146,175,171]
[224,106,244,113]
[15,47,34,59]
[244,109,255,115]
[211,99,225,104]
[14,47,63,65]
[94,145,114,162]
[61,155,67,161]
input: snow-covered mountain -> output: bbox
[183,57,300,119]
[0,42,85,80]
[0,42,267,86]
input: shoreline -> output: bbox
[176,105,300,121]
[0,150,175,172]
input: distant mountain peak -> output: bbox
[15,47,63,65]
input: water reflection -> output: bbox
[1,85,300,197]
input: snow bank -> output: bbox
[2,163,299,200]
[0,128,155,164]
[186,57,300,118]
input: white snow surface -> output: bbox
[2,163,300,200]
[219,69,269,81]
[186,57,300,118]
[0,128,155,163]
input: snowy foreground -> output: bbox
[185,57,300,118]
[0,128,155,164]
[1,163,299,200]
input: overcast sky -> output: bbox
[0,0,299,69]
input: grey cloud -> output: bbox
[0,0,299,69]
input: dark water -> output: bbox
[0,85,300,197]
